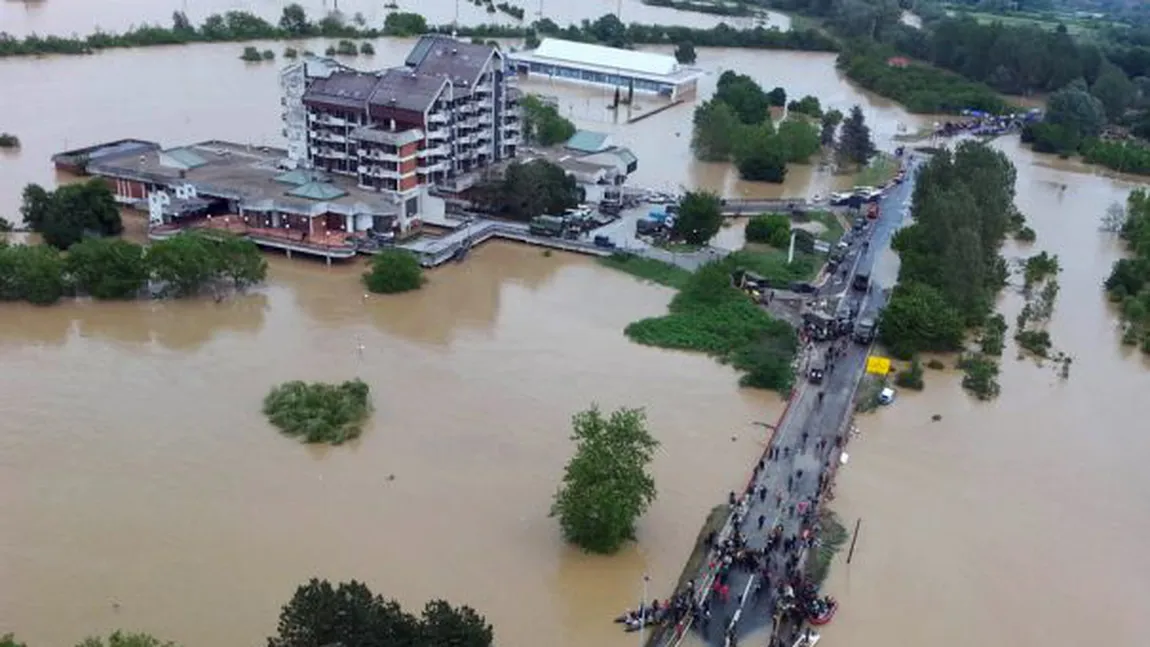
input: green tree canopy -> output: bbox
[836,105,876,167]
[673,190,724,245]
[382,12,428,36]
[879,281,966,359]
[76,632,178,647]
[473,159,579,221]
[269,579,492,647]
[0,243,66,305]
[1091,61,1136,120]
[673,41,696,64]
[820,108,843,146]
[746,213,792,248]
[787,95,822,118]
[767,86,787,107]
[20,179,122,250]
[278,3,312,36]
[520,95,576,146]
[263,379,373,444]
[1046,78,1106,140]
[691,99,743,161]
[65,237,149,300]
[735,125,788,183]
[418,600,494,647]
[363,249,424,294]
[550,405,659,554]
[716,71,770,124]
[775,118,821,162]
[270,579,420,647]
[882,140,1018,356]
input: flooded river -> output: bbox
[1,17,1149,647]
[0,0,790,38]
[825,136,1150,646]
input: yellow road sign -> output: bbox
[866,356,892,375]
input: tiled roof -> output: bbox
[287,182,349,201]
[367,68,448,114]
[565,130,610,154]
[273,169,328,186]
[162,147,209,169]
[405,35,495,87]
[302,71,379,109]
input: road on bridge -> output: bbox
[651,154,923,647]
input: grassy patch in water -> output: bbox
[624,260,798,392]
[598,252,691,289]
[263,379,372,445]
[806,509,849,586]
[728,245,819,283]
[854,152,900,187]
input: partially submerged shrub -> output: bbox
[263,379,372,445]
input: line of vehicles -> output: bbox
[527,204,620,248]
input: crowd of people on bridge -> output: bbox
[639,416,848,647]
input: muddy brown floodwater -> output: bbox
[825,136,1150,647]
[1,20,1148,647]
[0,241,777,647]
[0,0,791,38]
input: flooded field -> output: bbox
[0,0,790,38]
[1,13,1148,647]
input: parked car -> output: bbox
[593,235,616,249]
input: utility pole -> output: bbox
[846,517,862,564]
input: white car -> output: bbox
[878,387,896,405]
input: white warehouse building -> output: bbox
[507,38,701,101]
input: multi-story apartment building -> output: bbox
[280,35,522,224]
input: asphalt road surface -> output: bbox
[675,154,925,647]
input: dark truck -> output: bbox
[854,315,877,344]
[529,215,566,237]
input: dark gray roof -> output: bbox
[367,68,448,114]
[404,35,495,87]
[303,71,379,109]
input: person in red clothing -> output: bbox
[719,584,730,602]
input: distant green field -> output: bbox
[949,9,1123,38]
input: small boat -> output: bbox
[807,597,838,626]
[792,630,820,647]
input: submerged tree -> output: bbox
[20,179,122,250]
[76,632,178,647]
[551,405,659,554]
[269,579,492,647]
[820,108,843,146]
[65,237,149,300]
[263,379,373,445]
[673,190,724,245]
[363,249,424,294]
[673,41,696,65]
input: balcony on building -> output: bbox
[350,126,423,157]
